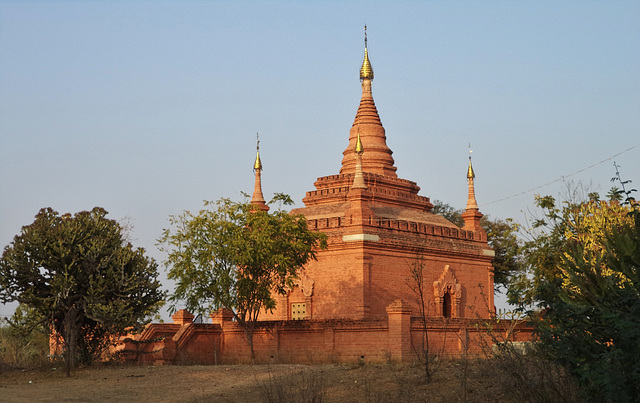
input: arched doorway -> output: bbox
[433,265,462,318]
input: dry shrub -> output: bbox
[256,366,325,403]
[474,315,579,403]
[0,324,50,369]
[479,342,578,403]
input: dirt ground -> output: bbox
[0,360,508,403]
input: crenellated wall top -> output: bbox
[306,214,486,244]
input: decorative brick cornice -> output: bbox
[304,172,432,211]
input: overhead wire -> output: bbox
[480,142,640,207]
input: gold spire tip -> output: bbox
[355,132,364,155]
[253,132,262,171]
[466,143,475,179]
[360,25,374,81]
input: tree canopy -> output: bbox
[511,191,640,401]
[0,207,165,374]
[159,195,327,360]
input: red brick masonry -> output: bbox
[116,307,533,365]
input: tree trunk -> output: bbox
[408,256,431,381]
[242,322,256,364]
[420,295,430,380]
[245,326,256,364]
[63,304,81,377]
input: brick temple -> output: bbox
[115,32,531,365]
[258,31,494,323]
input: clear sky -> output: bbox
[1,1,639,318]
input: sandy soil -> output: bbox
[0,361,506,402]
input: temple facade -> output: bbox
[259,30,495,323]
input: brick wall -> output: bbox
[121,305,533,365]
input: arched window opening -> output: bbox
[443,292,452,318]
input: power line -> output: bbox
[480,142,640,207]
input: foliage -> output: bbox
[482,217,522,288]
[431,200,464,227]
[606,186,624,202]
[159,195,327,360]
[508,192,637,305]
[0,306,50,369]
[506,195,567,307]
[431,200,523,289]
[512,190,640,401]
[0,207,165,374]
[479,342,578,403]
[472,297,578,403]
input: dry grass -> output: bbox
[0,325,50,370]
[0,358,565,403]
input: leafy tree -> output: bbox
[431,200,522,290]
[158,195,327,361]
[0,207,165,375]
[506,195,565,307]
[482,217,522,289]
[511,191,640,401]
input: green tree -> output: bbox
[512,194,640,401]
[431,200,522,290]
[158,195,327,361]
[0,207,165,375]
[482,217,522,289]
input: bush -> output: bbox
[256,366,325,403]
[0,321,50,369]
[480,341,578,403]
[474,310,578,403]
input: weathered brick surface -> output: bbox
[121,309,534,365]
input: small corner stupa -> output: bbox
[261,27,495,322]
[462,152,484,234]
[250,133,269,212]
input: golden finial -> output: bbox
[464,144,479,212]
[352,131,366,189]
[467,144,475,179]
[355,132,364,155]
[359,25,374,81]
[253,133,262,171]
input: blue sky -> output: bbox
[1,1,639,317]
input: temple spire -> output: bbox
[462,147,484,234]
[352,132,366,189]
[250,133,269,211]
[465,152,478,211]
[340,26,397,178]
